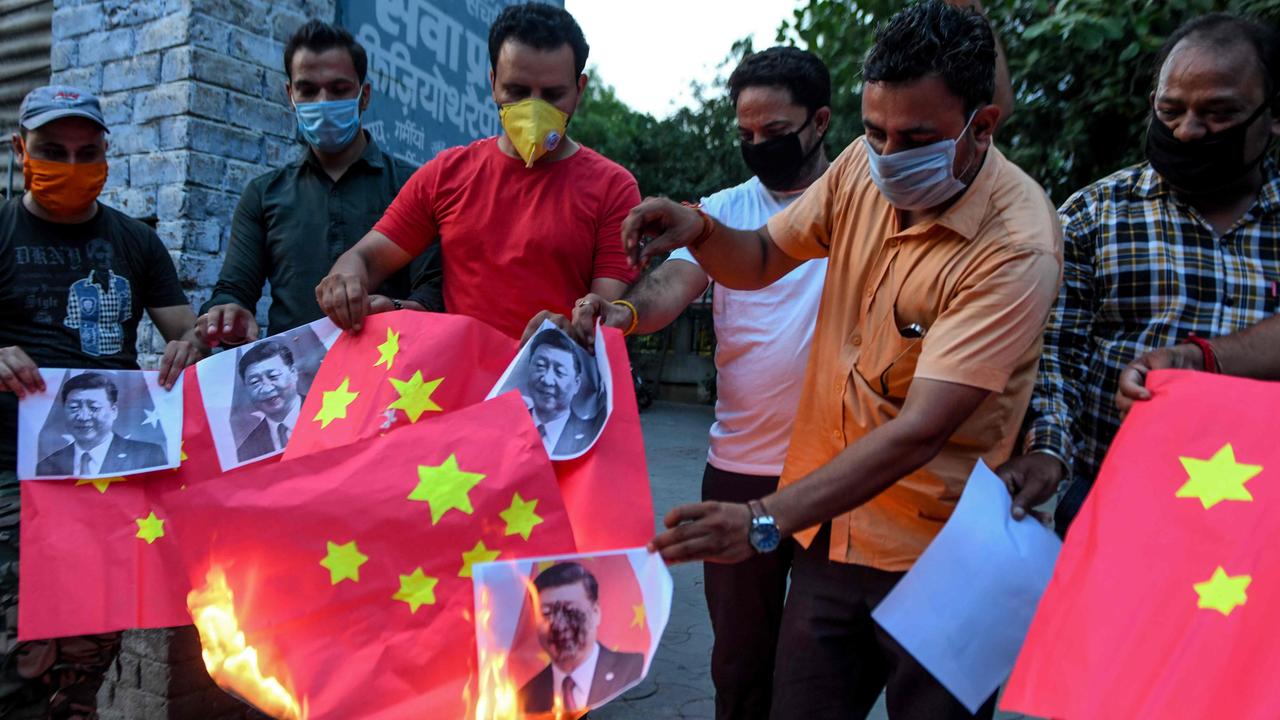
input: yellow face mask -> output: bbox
[499,98,569,168]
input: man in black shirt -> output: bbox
[197,20,443,347]
[0,85,203,718]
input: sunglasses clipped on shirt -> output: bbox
[879,323,927,396]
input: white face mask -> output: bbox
[865,111,978,210]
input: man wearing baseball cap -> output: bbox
[0,85,204,718]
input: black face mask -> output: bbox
[1145,98,1275,195]
[740,113,825,191]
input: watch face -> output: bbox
[750,521,781,553]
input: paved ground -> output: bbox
[596,402,1029,720]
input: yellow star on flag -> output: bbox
[1177,444,1263,509]
[393,567,439,612]
[458,540,501,578]
[387,371,444,423]
[631,603,646,629]
[500,493,543,540]
[408,454,485,524]
[77,476,126,494]
[1194,566,1251,616]
[172,442,187,473]
[320,540,369,585]
[374,327,400,370]
[313,377,359,428]
[135,512,165,544]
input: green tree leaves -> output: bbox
[574,1,1280,204]
[783,0,1280,201]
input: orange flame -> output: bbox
[470,576,581,720]
[472,585,523,720]
[187,567,304,720]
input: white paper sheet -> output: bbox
[872,459,1061,712]
[472,547,672,714]
[18,368,183,480]
[486,319,613,461]
[196,317,340,471]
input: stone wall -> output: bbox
[51,0,334,365]
[48,1,334,715]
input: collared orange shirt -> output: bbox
[768,139,1063,571]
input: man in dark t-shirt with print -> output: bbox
[315,3,639,340]
[0,85,204,719]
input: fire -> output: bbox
[472,587,523,720]
[188,567,304,720]
[470,579,579,720]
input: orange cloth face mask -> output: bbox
[20,142,108,217]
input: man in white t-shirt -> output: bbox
[563,47,831,720]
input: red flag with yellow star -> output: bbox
[17,365,271,639]
[286,313,653,553]
[169,392,577,719]
[282,310,516,460]
[1002,370,1280,719]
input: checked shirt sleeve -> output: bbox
[63,285,81,330]
[1025,190,1099,470]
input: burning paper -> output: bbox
[471,548,672,718]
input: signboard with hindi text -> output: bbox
[337,0,563,166]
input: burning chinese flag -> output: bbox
[173,393,578,719]
[18,365,273,639]
[283,310,516,460]
[1002,370,1280,719]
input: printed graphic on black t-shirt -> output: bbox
[45,240,133,356]
[0,197,188,473]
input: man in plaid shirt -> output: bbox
[998,13,1280,532]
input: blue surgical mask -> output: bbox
[295,98,362,153]
[864,112,977,210]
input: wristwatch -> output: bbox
[747,500,781,554]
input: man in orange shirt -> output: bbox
[636,2,1061,717]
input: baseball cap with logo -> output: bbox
[19,85,108,132]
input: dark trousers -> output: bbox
[701,464,793,720]
[0,474,120,719]
[770,525,996,720]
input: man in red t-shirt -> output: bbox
[315,3,639,340]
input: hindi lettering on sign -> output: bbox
[394,118,427,151]
[342,0,561,163]
[465,0,503,25]
[464,85,499,138]
[464,24,490,87]
[360,22,502,140]
[374,0,465,73]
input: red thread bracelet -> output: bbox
[1183,334,1220,374]
[681,202,715,250]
